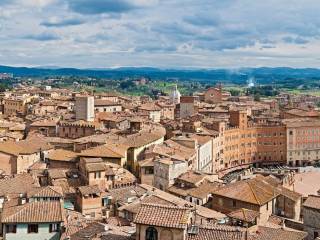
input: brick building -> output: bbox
[206,110,287,174]
[57,121,100,139]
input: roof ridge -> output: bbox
[254,179,277,198]
[141,202,191,210]
[199,224,246,232]
[241,208,247,222]
[247,181,260,205]
[45,186,63,195]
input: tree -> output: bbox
[254,93,261,101]
[0,83,8,92]
[119,80,135,89]
[229,89,241,96]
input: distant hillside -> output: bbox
[1,65,320,85]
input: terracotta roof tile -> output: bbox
[227,208,260,223]
[303,195,320,210]
[0,137,52,156]
[86,162,106,172]
[140,184,225,220]
[212,178,277,206]
[48,168,68,179]
[117,126,166,148]
[94,99,121,107]
[250,226,307,240]
[47,149,78,162]
[139,103,161,111]
[0,173,39,196]
[134,203,191,229]
[275,186,301,202]
[178,171,207,186]
[78,185,101,196]
[79,144,125,158]
[2,200,64,223]
[186,225,246,240]
[27,186,64,198]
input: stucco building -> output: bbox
[284,119,320,167]
[180,96,195,119]
[94,99,122,113]
[75,95,94,122]
[303,195,320,240]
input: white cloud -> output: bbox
[1,0,320,68]
[21,0,56,7]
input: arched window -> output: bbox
[146,227,158,240]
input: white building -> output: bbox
[169,84,181,104]
[153,158,188,191]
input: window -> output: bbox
[28,224,38,233]
[146,227,158,240]
[94,171,101,179]
[102,197,111,207]
[145,168,154,175]
[49,223,60,233]
[232,200,236,207]
[6,224,17,233]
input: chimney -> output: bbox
[19,193,26,205]
[281,219,285,229]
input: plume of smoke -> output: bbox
[247,77,255,88]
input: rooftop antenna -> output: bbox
[188,204,199,235]
[193,203,197,225]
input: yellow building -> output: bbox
[3,96,33,116]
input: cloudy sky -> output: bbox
[1,0,320,68]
